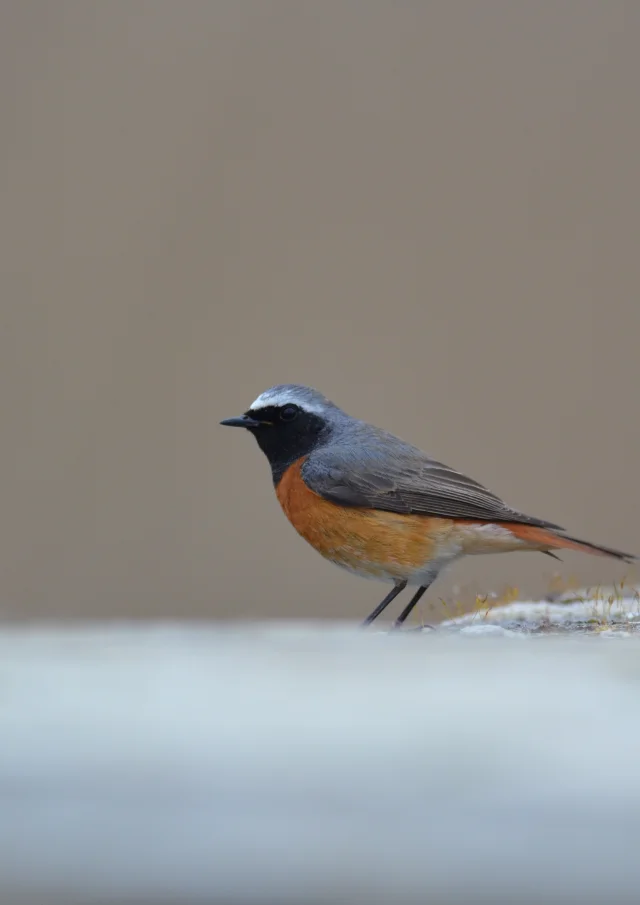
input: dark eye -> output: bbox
[280,404,299,422]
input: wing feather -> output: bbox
[302,438,563,530]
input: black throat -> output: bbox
[248,407,329,485]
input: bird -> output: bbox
[221,384,636,628]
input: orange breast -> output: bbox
[275,458,457,580]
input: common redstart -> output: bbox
[221,384,636,627]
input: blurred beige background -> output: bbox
[0,1,638,623]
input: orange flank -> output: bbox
[276,458,630,583]
[276,459,444,579]
[276,459,543,580]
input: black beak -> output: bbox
[220,414,261,429]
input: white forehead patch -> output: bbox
[249,387,326,415]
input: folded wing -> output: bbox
[302,440,563,530]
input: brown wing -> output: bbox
[302,441,563,530]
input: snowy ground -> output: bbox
[1,595,640,904]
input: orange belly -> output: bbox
[275,459,530,581]
[275,458,543,582]
[274,459,613,583]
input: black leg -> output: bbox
[392,580,436,630]
[391,586,427,628]
[361,580,407,627]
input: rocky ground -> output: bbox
[437,585,640,636]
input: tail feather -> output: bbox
[508,524,637,564]
[559,532,637,564]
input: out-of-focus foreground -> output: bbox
[2,623,640,904]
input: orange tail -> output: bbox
[508,524,636,564]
